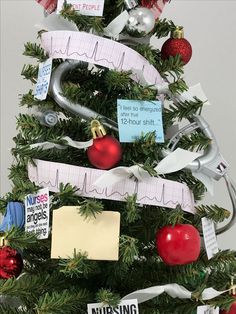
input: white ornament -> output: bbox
[126,7,155,36]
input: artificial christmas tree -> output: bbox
[1,1,236,313]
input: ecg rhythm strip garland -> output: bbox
[28,159,195,213]
[41,31,163,87]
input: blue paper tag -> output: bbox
[34,58,53,101]
[117,99,164,143]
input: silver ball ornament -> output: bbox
[126,7,155,37]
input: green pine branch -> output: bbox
[59,251,100,278]
[60,2,104,33]
[124,194,140,224]
[35,289,89,314]
[135,44,159,65]
[21,64,38,83]
[4,227,38,251]
[195,204,231,225]
[178,132,211,151]
[96,289,120,307]
[169,78,188,94]
[51,183,80,208]
[152,18,176,39]
[164,97,205,122]
[78,199,104,219]
[119,235,139,266]
[156,55,185,80]
[23,42,48,62]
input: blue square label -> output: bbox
[117,99,164,143]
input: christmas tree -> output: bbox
[1,0,236,313]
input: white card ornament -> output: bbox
[197,305,219,314]
[28,159,196,213]
[51,207,120,260]
[57,0,105,16]
[87,299,138,314]
[202,217,219,259]
[34,58,52,100]
[24,187,50,239]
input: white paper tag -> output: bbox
[202,217,219,259]
[34,58,52,100]
[57,0,105,16]
[87,299,139,314]
[197,305,219,314]
[25,188,50,239]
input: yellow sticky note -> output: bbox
[51,207,120,261]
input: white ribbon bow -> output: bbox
[94,148,201,188]
[29,136,93,150]
[103,11,130,38]
[122,283,229,304]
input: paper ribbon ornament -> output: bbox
[0,202,25,232]
[94,148,201,188]
[35,0,57,13]
[27,159,196,213]
[42,32,209,131]
[29,136,93,150]
[122,283,230,304]
[41,30,163,87]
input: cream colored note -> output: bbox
[51,207,120,261]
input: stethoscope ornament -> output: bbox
[49,60,236,235]
[163,114,236,235]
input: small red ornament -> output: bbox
[87,120,122,170]
[156,224,201,265]
[0,246,23,279]
[161,26,192,65]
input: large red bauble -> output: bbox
[87,135,122,170]
[0,246,23,279]
[156,224,201,265]
[161,37,192,65]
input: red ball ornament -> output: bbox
[156,224,201,265]
[161,26,192,65]
[87,120,122,170]
[0,246,23,279]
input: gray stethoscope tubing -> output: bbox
[49,60,236,234]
